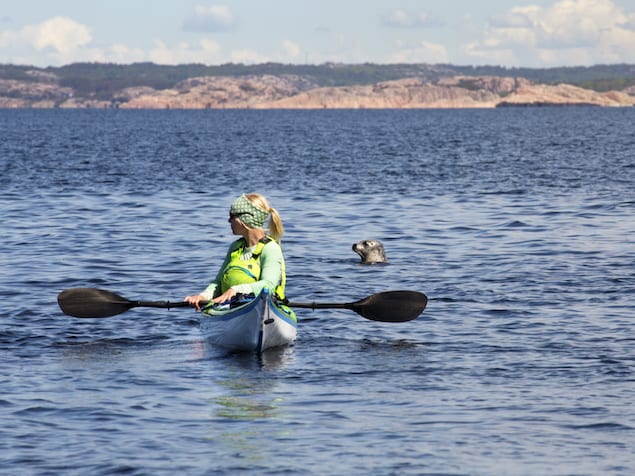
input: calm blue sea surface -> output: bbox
[1,108,634,475]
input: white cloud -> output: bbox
[467,0,635,66]
[182,5,237,33]
[230,48,269,64]
[0,16,91,55]
[383,9,443,28]
[282,40,301,59]
[30,17,92,53]
[386,41,449,64]
[107,44,148,64]
[149,39,223,64]
[148,39,293,66]
[0,14,231,66]
[488,10,535,29]
[462,41,518,66]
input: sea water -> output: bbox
[1,108,634,475]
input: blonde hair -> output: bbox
[245,193,284,242]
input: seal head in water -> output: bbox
[352,240,387,264]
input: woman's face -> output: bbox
[229,213,247,235]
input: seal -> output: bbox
[352,240,387,264]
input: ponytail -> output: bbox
[267,206,284,242]
[244,193,284,242]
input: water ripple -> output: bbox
[1,108,634,475]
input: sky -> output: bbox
[1,0,635,68]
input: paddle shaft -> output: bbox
[286,301,352,310]
[125,300,195,310]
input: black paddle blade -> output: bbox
[57,288,134,318]
[351,290,427,322]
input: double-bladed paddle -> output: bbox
[57,288,427,323]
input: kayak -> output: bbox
[199,288,297,352]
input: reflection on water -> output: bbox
[211,347,295,420]
[214,393,280,420]
[206,346,297,468]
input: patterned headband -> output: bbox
[229,194,269,229]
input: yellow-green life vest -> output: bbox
[220,237,287,299]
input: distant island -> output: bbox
[1,62,634,109]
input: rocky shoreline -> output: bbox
[2,73,634,109]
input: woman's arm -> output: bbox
[184,243,234,309]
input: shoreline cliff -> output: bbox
[1,68,634,109]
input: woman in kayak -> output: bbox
[184,193,288,310]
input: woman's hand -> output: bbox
[212,287,237,305]
[184,294,207,311]
[185,288,237,311]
